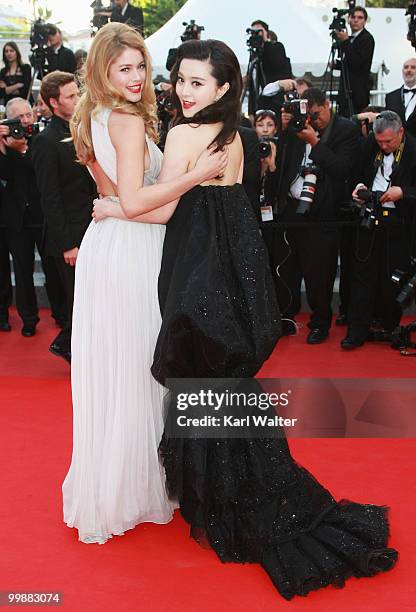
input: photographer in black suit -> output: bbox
[334,6,375,116]
[385,58,416,138]
[32,72,97,362]
[111,0,144,35]
[341,111,416,349]
[265,88,360,342]
[251,20,291,85]
[0,98,65,336]
[47,26,76,74]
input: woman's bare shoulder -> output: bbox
[108,110,145,132]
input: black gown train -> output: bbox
[151,184,397,600]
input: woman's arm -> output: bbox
[109,112,227,219]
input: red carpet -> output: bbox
[0,308,415,611]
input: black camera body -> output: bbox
[406,1,416,49]
[282,92,309,132]
[0,119,40,140]
[181,20,204,42]
[392,255,416,308]
[246,27,264,58]
[258,136,278,159]
[355,189,385,230]
[29,19,54,75]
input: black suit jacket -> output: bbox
[339,28,375,114]
[276,114,361,221]
[357,132,416,225]
[0,145,42,232]
[47,46,77,74]
[385,87,416,138]
[112,3,144,34]
[262,41,292,85]
[32,116,97,257]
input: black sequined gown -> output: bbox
[151,184,397,600]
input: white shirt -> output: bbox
[262,81,282,97]
[372,152,394,201]
[121,2,128,16]
[402,83,416,120]
[349,28,364,42]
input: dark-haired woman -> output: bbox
[96,38,397,600]
[0,42,32,104]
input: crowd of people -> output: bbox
[0,10,402,601]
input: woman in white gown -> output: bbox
[62,23,227,544]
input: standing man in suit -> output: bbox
[385,58,416,137]
[341,111,416,349]
[46,26,77,74]
[268,88,360,342]
[335,6,375,117]
[32,71,97,362]
[0,98,66,336]
[111,0,144,35]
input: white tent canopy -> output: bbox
[146,0,414,93]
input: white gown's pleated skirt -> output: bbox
[63,217,175,544]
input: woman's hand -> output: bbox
[92,197,117,222]
[194,146,229,182]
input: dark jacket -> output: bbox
[356,131,416,224]
[32,115,97,257]
[385,87,416,138]
[262,41,292,85]
[111,3,144,34]
[0,64,32,104]
[275,114,361,221]
[339,28,375,113]
[47,46,77,74]
[0,144,42,232]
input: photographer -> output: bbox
[95,1,144,34]
[0,98,65,335]
[334,6,375,116]
[251,20,291,85]
[268,88,360,342]
[47,26,76,74]
[341,111,416,349]
[32,72,97,362]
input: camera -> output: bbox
[181,20,204,42]
[355,189,384,230]
[246,27,264,58]
[296,164,320,214]
[392,256,416,308]
[29,19,54,76]
[282,92,309,132]
[91,0,113,31]
[0,119,40,140]
[258,136,278,159]
[406,1,416,49]
[329,1,356,35]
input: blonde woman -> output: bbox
[62,23,226,545]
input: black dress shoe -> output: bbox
[281,320,297,336]
[306,329,329,344]
[49,343,71,364]
[21,323,36,337]
[335,314,348,326]
[0,321,11,332]
[340,335,365,350]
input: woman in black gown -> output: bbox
[0,42,32,105]
[149,39,397,601]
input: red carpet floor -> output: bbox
[0,308,415,611]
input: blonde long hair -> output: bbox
[71,22,158,165]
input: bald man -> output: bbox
[385,58,416,137]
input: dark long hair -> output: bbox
[2,41,24,71]
[170,39,242,151]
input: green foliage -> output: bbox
[131,0,187,37]
[366,1,409,7]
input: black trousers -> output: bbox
[265,223,339,331]
[0,227,12,323]
[338,225,355,318]
[347,224,411,339]
[6,226,66,326]
[52,256,75,352]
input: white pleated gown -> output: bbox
[62,108,175,544]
